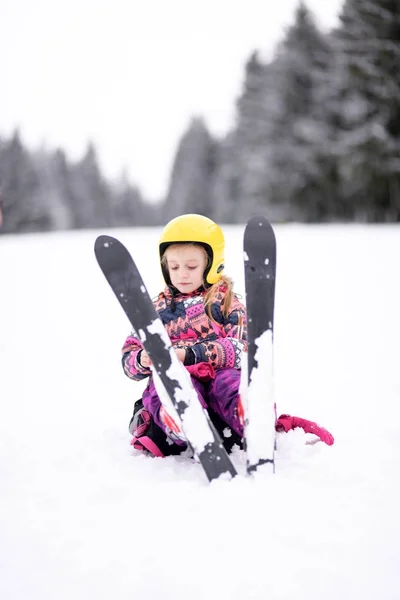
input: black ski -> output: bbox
[94,235,237,482]
[243,216,277,474]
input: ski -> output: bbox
[242,216,277,474]
[94,235,237,482]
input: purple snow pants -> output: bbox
[142,368,243,439]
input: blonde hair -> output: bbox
[162,243,235,320]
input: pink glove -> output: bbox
[276,414,334,446]
[186,362,216,382]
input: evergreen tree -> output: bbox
[266,2,335,221]
[224,51,275,222]
[209,131,241,223]
[112,171,155,226]
[35,149,74,230]
[0,130,48,233]
[163,118,217,221]
[335,0,400,221]
[68,143,112,228]
[50,149,76,228]
[0,133,152,233]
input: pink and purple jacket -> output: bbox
[122,285,247,381]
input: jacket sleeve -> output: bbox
[190,295,247,369]
[121,332,151,381]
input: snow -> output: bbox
[245,329,275,470]
[1,224,400,599]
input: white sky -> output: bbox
[0,0,343,200]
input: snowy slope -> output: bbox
[1,224,399,600]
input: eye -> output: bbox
[169,266,178,271]
[188,266,198,270]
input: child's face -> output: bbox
[165,244,208,293]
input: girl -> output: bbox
[122,213,247,456]
[122,213,334,457]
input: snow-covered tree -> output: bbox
[209,131,242,223]
[210,50,285,222]
[0,130,48,233]
[163,118,218,220]
[0,133,153,233]
[334,0,400,221]
[70,143,113,228]
[112,171,155,226]
[266,2,336,221]
[35,149,74,230]
[228,51,276,221]
[217,4,337,223]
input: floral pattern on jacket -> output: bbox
[122,285,247,381]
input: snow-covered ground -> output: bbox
[1,224,399,600]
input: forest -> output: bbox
[1,0,399,233]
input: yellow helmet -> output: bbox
[159,214,225,286]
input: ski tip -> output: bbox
[94,235,118,254]
[245,216,275,240]
[246,215,272,229]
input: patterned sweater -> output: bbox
[122,285,247,381]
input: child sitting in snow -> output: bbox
[122,213,333,457]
